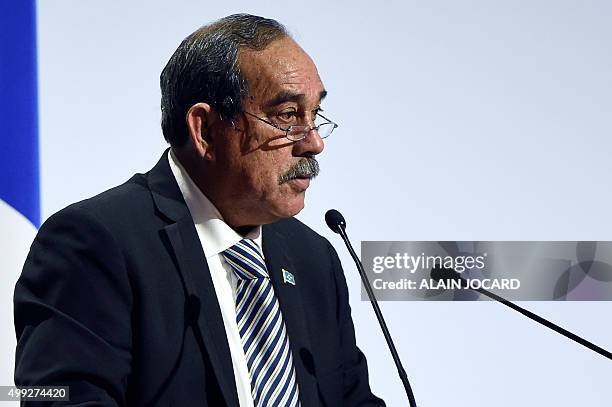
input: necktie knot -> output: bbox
[222,239,269,280]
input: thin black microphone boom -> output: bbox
[325,209,418,407]
[431,266,612,361]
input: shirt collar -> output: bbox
[167,149,263,258]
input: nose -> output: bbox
[294,128,325,156]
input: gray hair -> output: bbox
[160,14,289,146]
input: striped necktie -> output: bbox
[222,239,300,407]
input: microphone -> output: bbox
[431,266,612,361]
[324,209,345,233]
[325,209,418,407]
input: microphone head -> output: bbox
[325,209,346,234]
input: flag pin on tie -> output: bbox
[282,268,296,285]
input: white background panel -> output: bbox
[20,1,612,405]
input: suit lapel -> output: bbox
[262,225,318,407]
[149,152,240,407]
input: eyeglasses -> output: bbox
[243,111,338,142]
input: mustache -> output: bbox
[279,157,320,184]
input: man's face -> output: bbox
[211,37,326,227]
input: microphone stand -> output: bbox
[336,226,418,407]
[433,268,612,361]
[474,284,612,361]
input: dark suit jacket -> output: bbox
[14,153,385,406]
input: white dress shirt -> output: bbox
[168,150,257,407]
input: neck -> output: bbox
[234,225,258,237]
[172,147,273,231]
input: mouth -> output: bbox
[288,176,312,191]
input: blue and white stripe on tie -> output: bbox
[223,239,300,407]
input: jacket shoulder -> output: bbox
[44,172,152,225]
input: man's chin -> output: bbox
[274,197,305,220]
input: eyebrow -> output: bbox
[264,89,328,109]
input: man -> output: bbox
[14,14,384,406]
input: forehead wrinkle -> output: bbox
[278,67,306,79]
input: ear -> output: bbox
[186,102,217,159]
